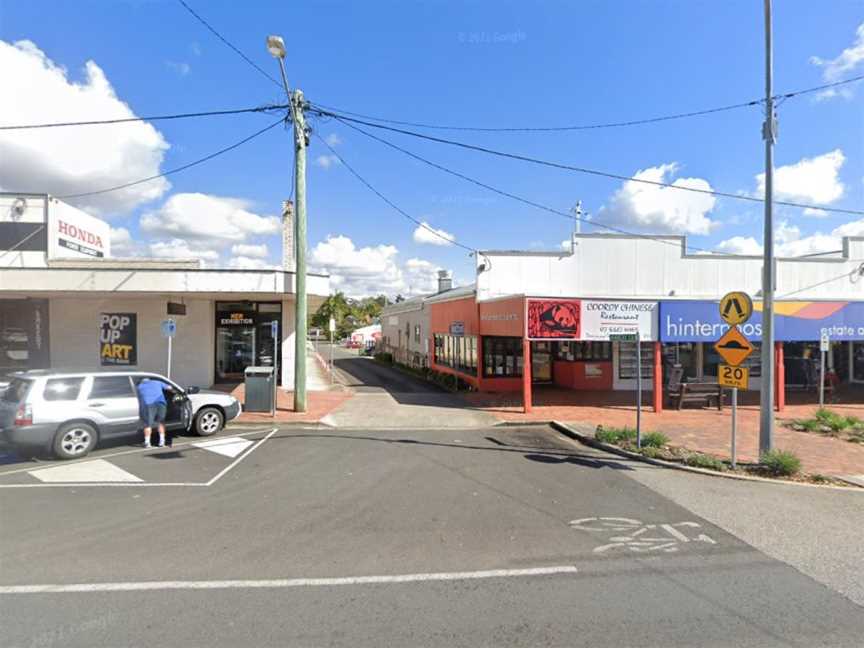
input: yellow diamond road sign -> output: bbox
[714,327,754,367]
[719,291,753,326]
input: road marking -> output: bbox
[192,436,253,458]
[0,566,579,594]
[205,429,276,485]
[0,429,276,489]
[29,459,143,483]
[0,427,275,479]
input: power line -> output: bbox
[0,226,45,265]
[777,262,864,299]
[59,116,286,199]
[0,104,288,131]
[310,73,864,133]
[176,0,282,89]
[310,106,864,218]
[327,115,742,257]
[312,131,477,253]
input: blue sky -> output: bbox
[1,0,862,296]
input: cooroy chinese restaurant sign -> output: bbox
[660,300,864,342]
[526,299,658,341]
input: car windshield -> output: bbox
[1,378,32,403]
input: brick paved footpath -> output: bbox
[463,388,864,478]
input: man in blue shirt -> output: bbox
[137,378,173,448]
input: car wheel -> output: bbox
[195,407,224,437]
[53,422,98,460]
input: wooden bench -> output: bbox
[666,365,725,410]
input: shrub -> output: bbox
[595,426,637,445]
[811,474,830,484]
[814,408,850,433]
[684,453,726,472]
[761,449,802,476]
[640,432,669,449]
[374,352,393,365]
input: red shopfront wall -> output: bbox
[477,296,525,392]
[552,360,613,390]
[429,296,481,388]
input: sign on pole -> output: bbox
[819,333,829,407]
[717,291,754,469]
[714,327,755,367]
[719,364,749,390]
[161,318,175,380]
[608,333,638,343]
[719,291,753,326]
[329,317,336,333]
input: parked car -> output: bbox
[0,370,241,459]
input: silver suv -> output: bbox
[0,370,242,459]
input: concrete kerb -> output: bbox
[550,421,864,493]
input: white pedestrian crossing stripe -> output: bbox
[29,459,143,483]
[192,436,253,458]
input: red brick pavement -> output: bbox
[463,387,864,477]
[213,383,352,424]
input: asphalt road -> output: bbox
[1,423,862,647]
[327,343,441,394]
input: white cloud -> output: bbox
[231,243,269,258]
[309,234,440,298]
[109,226,141,257]
[716,236,762,256]
[190,42,202,57]
[810,23,864,100]
[413,221,456,246]
[165,60,191,76]
[149,239,219,263]
[324,133,342,147]
[140,193,279,247]
[756,149,845,205]
[315,154,340,169]
[228,256,276,270]
[595,163,717,235]
[803,208,829,218]
[715,218,864,258]
[0,40,170,215]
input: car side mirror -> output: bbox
[186,386,201,395]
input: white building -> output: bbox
[0,193,329,389]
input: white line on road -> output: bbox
[205,429,276,486]
[0,566,579,594]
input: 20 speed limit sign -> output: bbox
[718,364,749,389]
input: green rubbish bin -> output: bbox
[244,366,274,412]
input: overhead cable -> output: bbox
[309,74,864,133]
[0,104,288,131]
[176,0,282,89]
[310,107,864,218]
[312,131,477,253]
[59,116,286,199]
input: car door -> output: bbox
[85,375,140,438]
[131,375,188,431]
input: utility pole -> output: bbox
[759,0,776,455]
[570,201,583,254]
[268,35,308,412]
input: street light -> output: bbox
[266,35,285,59]
[266,34,309,413]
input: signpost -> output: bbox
[716,292,756,469]
[819,333,830,407]
[329,317,336,383]
[610,332,642,447]
[160,318,176,380]
[271,320,279,417]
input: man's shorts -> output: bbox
[142,403,167,427]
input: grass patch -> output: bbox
[810,474,830,484]
[639,446,666,459]
[640,432,669,449]
[595,426,637,445]
[684,453,726,472]
[761,449,802,476]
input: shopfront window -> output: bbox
[853,343,864,382]
[618,342,654,380]
[434,334,477,375]
[555,341,611,361]
[482,336,522,378]
[0,299,49,379]
[215,302,282,383]
[662,343,700,381]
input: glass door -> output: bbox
[853,343,864,383]
[216,325,255,382]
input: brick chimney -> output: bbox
[282,200,295,271]
[437,269,452,293]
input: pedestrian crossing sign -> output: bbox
[718,292,753,326]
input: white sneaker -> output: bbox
[143,441,151,449]
[158,439,165,448]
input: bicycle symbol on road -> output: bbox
[569,517,717,554]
